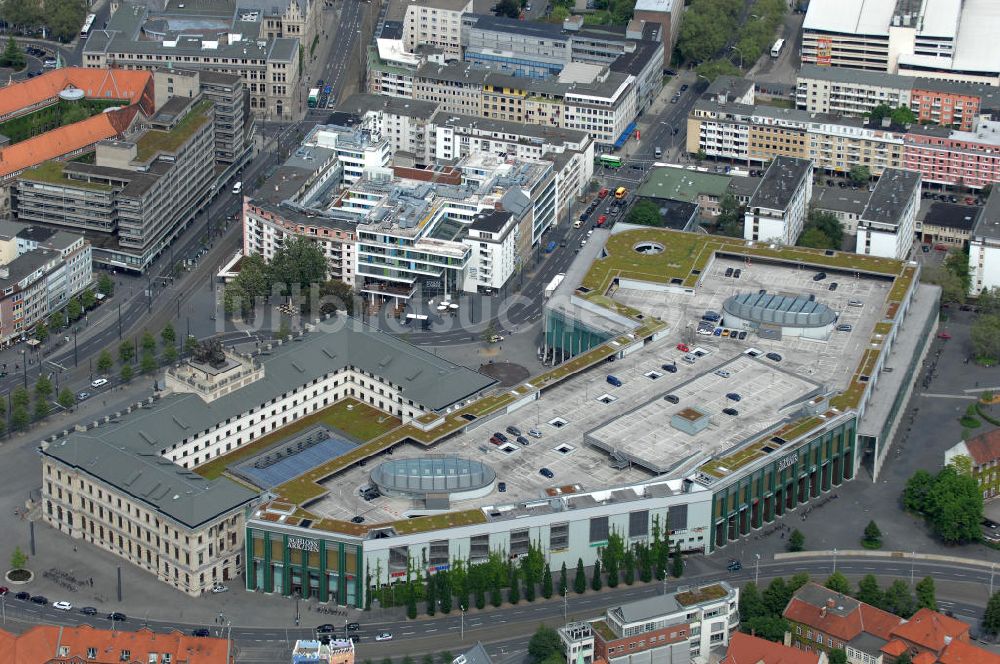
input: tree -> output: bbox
[798,209,843,250]
[0,37,25,69]
[495,0,520,18]
[33,397,49,421]
[11,387,29,410]
[903,470,935,513]
[829,650,848,664]
[574,558,586,594]
[426,571,436,616]
[984,591,1000,635]
[96,349,114,374]
[97,273,114,296]
[924,264,968,305]
[406,587,417,619]
[788,529,805,552]
[34,376,52,401]
[9,546,27,570]
[319,280,356,316]
[508,569,520,604]
[161,323,176,348]
[559,561,568,596]
[490,582,502,608]
[224,253,270,316]
[623,548,635,586]
[696,58,741,83]
[140,351,157,375]
[716,194,744,237]
[439,653,453,664]
[120,363,133,383]
[81,289,96,311]
[49,310,65,331]
[67,297,82,322]
[739,582,767,622]
[972,313,1000,364]
[528,625,563,663]
[524,571,536,602]
[268,237,328,297]
[438,571,452,614]
[671,543,683,578]
[33,321,47,343]
[849,165,871,185]
[763,578,791,616]
[185,335,200,355]
[896,653,913,664]
[119,340,135,364]
[856,574,883,608]
[163,345,178,365]
[743,615,789,642]
[627,199,663,227]
[798,227,835,249]
[945,248,972,294]
[825,572,851,595]
[883,580,916,618]
[541,563,553,599]
[915,576,937,611]
[57,388,75,411]
[862,520,882,549]
[141,331,156,354]
[10,405,29,431]
[789,572,811,592]
[591,559,602,592]
[914,465,984,544]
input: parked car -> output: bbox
[664,394,680,404]
[738,331,747,340]
[723,407,738,416]
[192,628,211,637]
[726,392,742,401]
[516,435,530,446]
[539,468,555,479]
[727,559,742,571]
[765,352,782,362]
[497,482,506,492]
[828,282,838,291]
[30,596,48,605]
[0,586,7,596]
[528,428,543,438]
[107,612,127,622]
[90,377,108,388]
[80,606,98,615]
[351,516,365,524]
[680,84,689,92]
[76,391,90,401]
[606,375,622,387]
[733,269,742,278]
[715,369,731,378]
[493,432,508,443]
[376,632,393,642]
[14,592,30,601]
[506,425,522,437]
[725,267,733,277]
[661,363,678,373]
[848,299,864,307]
[210,584,228,593]
[676,343,690,352]
[836,324,853,332]
[813,272,827,281]
[316,624,336,633]
[347,622,361,631]
[53,601,72,611]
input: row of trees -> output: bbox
[903,460,983,544]
[679,0,787,81]
[380,520,685,620]
[970,287,1000,365]
[358,654,455,664]
[92,323,187,385]
[0,0,88,43]
[223,238,354,318]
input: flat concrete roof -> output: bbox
[637,166,731,203]
[749,157,812,213]
[586,354,822,475]
[861,168,921,227]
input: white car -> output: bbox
[53,601,72,611]
[528,428,543,438]
[210,584,228,593]
[90,378,108,388]
[375,632,393,641]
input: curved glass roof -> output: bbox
[722,292,836,328]
[370,456,496,496]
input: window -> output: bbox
[88,648,97,658]
[589,516,609,543]
[629,510,648,538]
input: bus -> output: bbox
[81,13,96,38]
[770,38,785,58]
[599,154,623,169]
[307,88,319,107]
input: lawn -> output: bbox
[135,98,213,161]
[194,398,400,480]
[21,160,112,191]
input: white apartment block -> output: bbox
[969,189,1000,295]
[796,64,913,116]
[401,0,474,59]
[744,157,813,245]
[463,209,520,292]
[304,120,392,184]
[856,168,921,260]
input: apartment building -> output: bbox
[856,168,921,260]
[785,584,999,664]
[16,96,216,273]
[153,69,253,166]
[84,2,301,120]
[920,202,978,249]
[337,95,439,159]
[42,324,495,597]
[0,222,91,346]
[969,189,1000,295]
[946,429,1000,501]
[0,625,234,664]
[801,0,1000,85]
[464,209,520,292]
[398,0,473,59]
[557,582,740,664]
[302,119,393,184]
[903,120,1000,189]
[744,157,813,245]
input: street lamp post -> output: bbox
[754,553,761,586]
[832,548,838,575]
[460,604,465,641]
[563,587,568,620]
[21,349,25,389]
[910,552,915,586]
[991,563,996,596]
[730,45,743,70]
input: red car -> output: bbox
[937,332,952,340]
[598,187,609,199]
[597,215,607,226]
[677,343,690,352]
[0,587,7,596]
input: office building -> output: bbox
[153,68,253,166]
[856,168,921,260]
[801,0,1000,85]
[633,0,681,64]
[557,582,740,663]
[84,1,302,120]
[969,189,1000,294]
[16,96,216,273]
[744,157,813,245]
[0,625,234,664]
[394,0,473,59]
[0,222,91,346]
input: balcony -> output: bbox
[360,280,416,299]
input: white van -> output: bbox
[654,147,662,158]
[232,181,243,195]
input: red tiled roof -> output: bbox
[882,639,908,656]
[913,652,937,664]
[0,105,139,179]
[939,639,1000,664]
[0,624,232,664]
[783,584,901,643]
[0,67,153,119]
[891,609,970,653]
[963,430,1000,466]
[722,633,821,664]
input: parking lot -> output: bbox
[587,353,821,475]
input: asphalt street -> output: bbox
[1,555,996,661]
